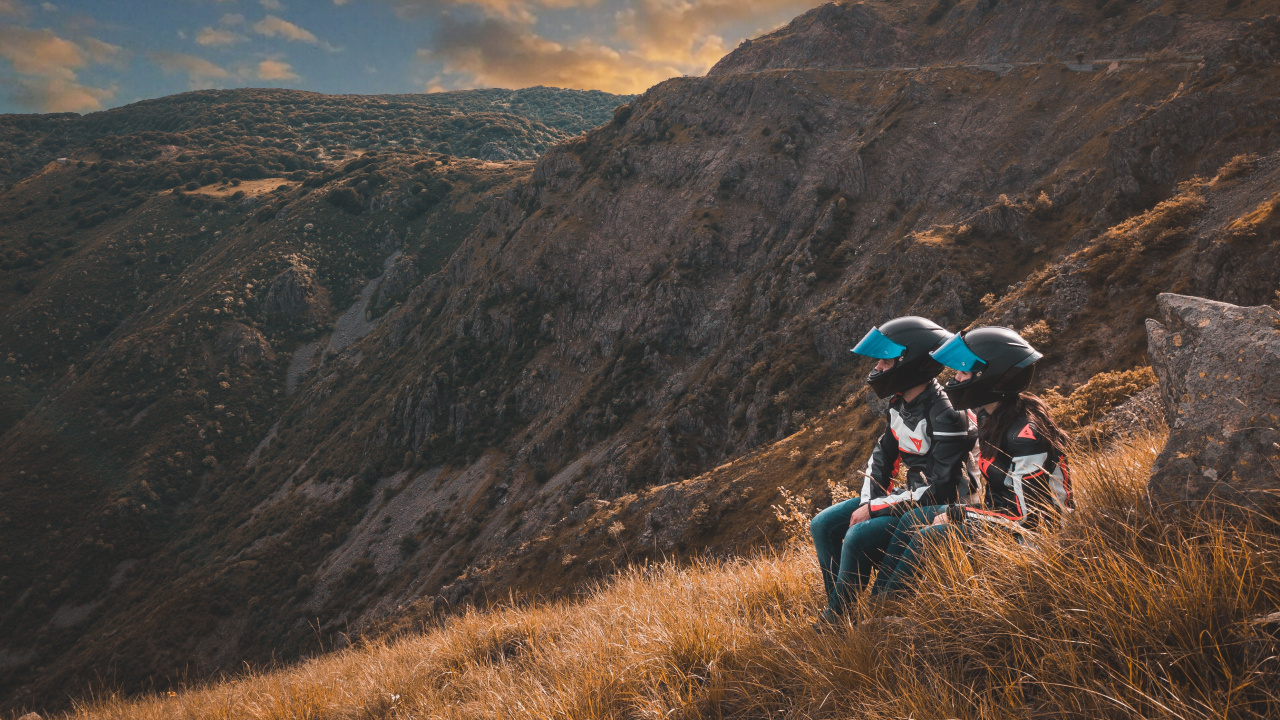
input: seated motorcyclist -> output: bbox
[809,316,975,625]
[872,326,1071,596]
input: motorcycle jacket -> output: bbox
[961,409,1072,530]
[860,380,977,517]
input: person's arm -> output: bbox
[869,403,973,517]
[859,421,899,503]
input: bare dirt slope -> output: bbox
[3,0,1280,712]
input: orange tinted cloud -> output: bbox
[616,0,818,71]
[149,50,230,88]
[422,17,678,94]
[0,25,116,111]
[416,0,822,95]
[196,26,245,46]
[253,15,317,43]
[389,0,598,23]
[257,58,298,80]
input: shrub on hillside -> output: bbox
[325,186,364,215]
[1220,153,1260,180]
[1041,365,1158,430]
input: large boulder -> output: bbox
[1145,294,1280,509]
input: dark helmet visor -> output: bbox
[851,327,907,360]
[930,333,986,372]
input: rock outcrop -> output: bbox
[259,263,329,326]
[369,254,422,318]
[1146,294,1280,509]
[214,323,274,365]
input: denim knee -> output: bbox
[811,497,860,540]
[843,515,896,547]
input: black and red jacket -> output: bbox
[962,409,1072,530]
[860,380,977,517]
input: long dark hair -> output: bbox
[979,392,1070,456]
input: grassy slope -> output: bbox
[60,422,1280,719]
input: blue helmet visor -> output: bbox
[851,327,907,360]
[930,333,985,371]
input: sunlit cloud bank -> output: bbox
[398,0,821,94]
[0,23,119,111]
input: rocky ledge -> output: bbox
[1146,293,1280,510]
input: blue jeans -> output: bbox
[872,504,965,596]
[810,497,899,614]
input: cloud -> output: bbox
[615,0,818,72]
[0,0,27,16]
[80,36,124,65]
[421,16,678,94]
[39,1,55,11]
[385,0,597,23]
[0,24,79,75]
[409,0,821,95]
[252,14,316,43]
[0,25,115,111]
[149,50,230,88]
[196,26,245,46]
[251,14,340,50]
[12,76,113,111]
[221,13,245,25]
[256,58,297,80]
[260,0,285,10]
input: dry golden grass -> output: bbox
[66,427,1280,720]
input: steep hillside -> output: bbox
[0,87,631,711]
[4,0,1280,712]
[0,86,634,188]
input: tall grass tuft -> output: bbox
[66,427,1280,720]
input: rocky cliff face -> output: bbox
[4,0,1280,711]
[711,0,1246,75]
[1146,294,1280,509]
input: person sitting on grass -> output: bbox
[809,316,976,626]
[871,326,1072,596]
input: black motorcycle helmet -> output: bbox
[930,326,1042,410]
[851,316,952,398]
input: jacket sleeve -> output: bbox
[859,418,899,503]
[869,402,974,517]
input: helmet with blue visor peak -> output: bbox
[931,326,1042,410]
[852,316,953,398]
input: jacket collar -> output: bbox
[894,379,941,409]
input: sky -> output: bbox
[0,0,825,115]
